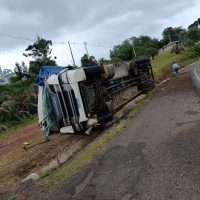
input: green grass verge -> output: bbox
[151,49,198,76]
[8,193,18,200]
[0,114,38,138]
[41,94,152,187]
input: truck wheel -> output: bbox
[73,122,87,133]
[140,81,155,93]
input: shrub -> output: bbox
[0,79,38,128]
[187,44,200,58]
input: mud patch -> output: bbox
[175,119,200,127]
[184,110,199,115]
[0,124,96,194]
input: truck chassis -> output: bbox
[37,58,154,136]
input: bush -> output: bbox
[187,44,200,58]
[184,39,195,47]
[0,79,38,128]
[170,44,184,54]
[9,76,20,83]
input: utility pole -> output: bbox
[68,41,76,66]
[131,43,137,58]
[84,42,90,59]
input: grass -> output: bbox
[0,114,37,129]
[0,114,38,138]
[127,92,154,118]
[0,78,36,98]
[0,78,37,130]
[8,193,18,200]
[37,172,50,181]
[151,49,198,76]
[40,94,152,187]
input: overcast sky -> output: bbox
[0,0,200,70]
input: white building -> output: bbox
[0,67,9,85]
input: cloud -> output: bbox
[0,0,199,69]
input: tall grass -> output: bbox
[0,78,38,130]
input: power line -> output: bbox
[0,32,34,42]
[86,43,113,48]
[70,42,113,48]
[0,32,115,64]
[0,32,115,49]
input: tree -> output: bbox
[81,54,97,67]
[145,47,158,59]
[23,36,53,58]
[110,40,133,61]
[98,57,110,64]
[81,54,89,61]
[29,57,57,75]
[162,27,186,43]
[81,54,97,62]
[14,61,28,79]
[188,44,200,58]
[185,28,200,43]
[23,36,57,75]
[110,36,160,61]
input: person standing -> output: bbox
[172,61,180,75]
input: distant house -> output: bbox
[3,69,13,76]
[0,67,8,85]
[6,73,17,82]
[0,67,16,85]
[160,41,180,52]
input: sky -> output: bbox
[0,0,200,71]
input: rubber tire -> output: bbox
[73,122,87,133]
[140,81,155,93]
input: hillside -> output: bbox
[151,49,198,81]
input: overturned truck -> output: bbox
[37,59,154,136]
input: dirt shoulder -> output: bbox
[0,121,95,196]
[16,62,200,200]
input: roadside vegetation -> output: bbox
[0,36,56,133]
[151,48,198,81]
[0,79,37,131]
